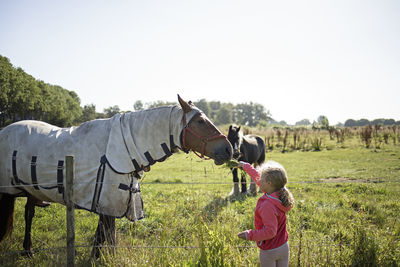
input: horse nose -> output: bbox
[211,142,233,165]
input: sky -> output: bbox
[1,0,399,125]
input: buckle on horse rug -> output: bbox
[118,183,140,193]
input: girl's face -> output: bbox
[260,176,274,194]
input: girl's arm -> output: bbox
[239,161,261,187]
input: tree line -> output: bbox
[344,118,400,127]
[0,55,274,127]
[1,54,399,128]
[0,55,82,127]
[132,99,273,127]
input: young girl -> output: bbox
[236,160,294,267]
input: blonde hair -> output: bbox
[258,161,295,208]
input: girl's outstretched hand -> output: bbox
[237,231,247,240]
[237,161,244,168]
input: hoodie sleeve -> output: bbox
[245,201,278,242]
[240,161,261,187]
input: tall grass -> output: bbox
[1,127,400,266]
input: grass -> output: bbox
[0,132,400,266]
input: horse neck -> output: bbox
[125,106,185,150]
[169,106,201,150]
[125,105,199,151]
[169,106,185,149]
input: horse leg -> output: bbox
[22,196,36,257]
[231,168,240,196]
[91,214,116,258]
[0,194,15,243]
[240,171,247,193]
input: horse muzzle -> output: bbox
[211,142,233,165]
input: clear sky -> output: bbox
[1,0,399,125]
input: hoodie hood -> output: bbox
[266,191,292,213]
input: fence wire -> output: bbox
[0,179,395,189]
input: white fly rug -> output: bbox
[0,105,200,221]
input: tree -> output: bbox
[278,120,288,126]
[384,119,396,125]
[317,115,329,129]
[64,90,82,125]
[0,56,13,125]
[40,85,82,126]
[133,100,144,111]
[0,55,83,127]
[358,119,370,126]
[80,104,98,122]
[254,103,271,123]
[345,119,356,127]
[194,99,210,117]
[104,105,121,118]
[146,101,176,109]
[208,101,221,121]
[215,106,232,125]
[232,102,270,127]
[371,118,396,126]
[295,119,311,126]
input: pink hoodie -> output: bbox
[241,162,292,250]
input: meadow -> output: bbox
[0,126,399,266]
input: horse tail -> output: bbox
[0,194,15,242]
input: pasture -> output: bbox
[0,127,399,266]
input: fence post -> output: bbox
[65,155,75,267]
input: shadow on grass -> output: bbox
[201,192,255,222]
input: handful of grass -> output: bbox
[225,160,247,177]
[225,159,240,168]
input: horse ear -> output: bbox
[178,94,192,113]
[238,126,241,132]
[229,125,232,131]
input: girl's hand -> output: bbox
[237,231,247,240]
[233,161,244,169]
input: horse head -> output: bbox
[178,95,232,165]
[227,124,242,159]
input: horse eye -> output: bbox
[197,119,205,124]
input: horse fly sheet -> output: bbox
[0,105,200,221]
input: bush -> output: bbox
[311,136,323,151]
[360,126,373,148]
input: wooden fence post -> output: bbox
[65,155,75,267]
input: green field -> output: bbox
[1,128,400,266]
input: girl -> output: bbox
[236,160,294,267]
